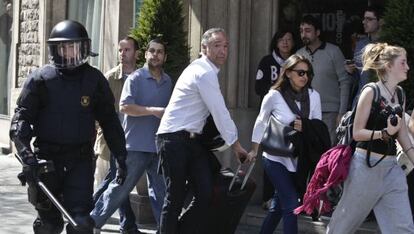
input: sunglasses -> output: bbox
[291,69,311,77]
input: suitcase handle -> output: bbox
[241,161,255,190]
[228,161,255,191]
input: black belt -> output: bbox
[35,141,93,155]
[157,130,200,140]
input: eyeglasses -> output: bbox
[363,17,377,22]
[291,69,312,77]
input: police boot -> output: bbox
[33,217,64,234]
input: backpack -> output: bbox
[201,115,229,152]
[337,82,405,168]
[336,82,380,147]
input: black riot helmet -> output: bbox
[47,20,93,69]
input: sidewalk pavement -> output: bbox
[0,153,145,234]
[0,153,379,233]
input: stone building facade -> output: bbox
[18,0,41,87]
[3,0,280,203]
[3,0,378,204]
[2,0,44,150]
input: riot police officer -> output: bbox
[9,20,127,234]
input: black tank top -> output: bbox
[356,97,398,155]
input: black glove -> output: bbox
[22,153,40,184]
[115,158,127,185]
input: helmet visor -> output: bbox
[48,41,89,69]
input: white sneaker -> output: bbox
[93,228,101,234]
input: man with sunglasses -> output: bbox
[345,5,384,108]
[296,14,352,145]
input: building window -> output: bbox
[279,0,369,58]
[0,0,12,115]
[134,0,144,27]
[67,0,102,67]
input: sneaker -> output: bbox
[93,228,101,234]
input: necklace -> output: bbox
[382,82,396,103]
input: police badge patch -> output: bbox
[80,96,90,107]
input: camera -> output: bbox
[380,105,402,126]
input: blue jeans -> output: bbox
[91,151,166,230]
[156,132,214,234]
[260,157,299,234]
[93,155,137,232]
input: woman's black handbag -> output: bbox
[260,114,297,157]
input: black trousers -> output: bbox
[33,150,95,234]
[157,131,214,234]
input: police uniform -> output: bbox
[11,62,126,233]
[255,51,285,100]
[9,20,127,234]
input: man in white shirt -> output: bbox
[156,28,248,234]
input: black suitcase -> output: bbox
[199,117,256,233]
[206,163,256,234]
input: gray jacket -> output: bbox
[296,42,352,114]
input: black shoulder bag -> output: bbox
[260,114,297,157]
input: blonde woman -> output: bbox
[327,43,414,233]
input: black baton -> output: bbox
[14,154,79,229]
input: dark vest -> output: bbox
[33,64,98,145]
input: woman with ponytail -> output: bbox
[327,43,414,234]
